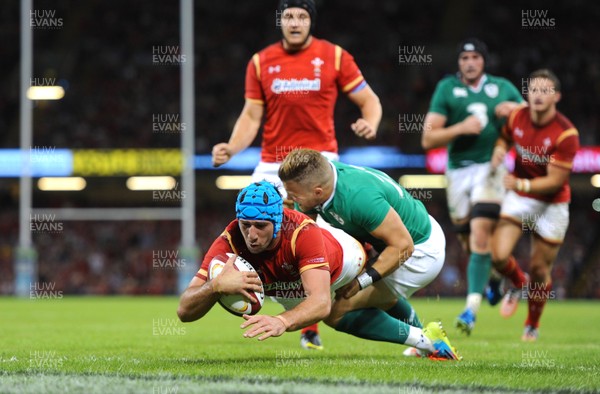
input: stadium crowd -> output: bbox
[0,195,597,298]
[0,1,598,150]
[0,1,599,297]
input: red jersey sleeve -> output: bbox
[551,128,579,170]
[195,230,235,281]
[244,54,265,104]
[502,107,523,143]
[335,46,365,94]
[292,222,330,276]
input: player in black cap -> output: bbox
[421,38,525,338]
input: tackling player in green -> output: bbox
[279,148,460,359]
[421,38,524,335]
[179,181,460,360]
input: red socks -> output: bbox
[497,256,528,288]
[301,323,319,334]
[525,281,553,329]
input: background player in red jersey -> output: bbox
[211,0,381,180]
[490,69,580,341]
[211,0,382,349]
[177,182,460,360]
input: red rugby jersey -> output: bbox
[245,37,366,163]
[503,107,579,203]
[196,209,344,298]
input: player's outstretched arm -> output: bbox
[421,112,482,150]
[177,276,220,322]
[177,255,262,322]
[348,85,381,140]
[211,100,264,167]
[241,268,331,341]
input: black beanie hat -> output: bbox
[456,38,489,62]
[279,0,317,32]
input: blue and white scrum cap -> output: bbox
[236,181,283,238]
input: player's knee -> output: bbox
[382,299,396,310]
[326,299,351,328]
[491,245,509,268]
[529,264,549,282]
[470,225,492,251]
[323,312,341,328]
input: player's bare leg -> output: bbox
[522,235,560,341]
[325,281,398,327]
[492,218,529,318]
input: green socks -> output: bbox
[467,252,492,295]
[334,308,411,344]
[385,297,422,328]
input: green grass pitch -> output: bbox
[1,296,599,393]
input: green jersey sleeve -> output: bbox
[428,79,450,116]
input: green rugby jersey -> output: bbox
[306,161,432,251]
[429,73,523,169]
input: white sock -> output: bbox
[466,293,482,314]
[405,326,434,353]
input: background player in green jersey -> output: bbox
[421,38,524,335]
[279,148,460,359]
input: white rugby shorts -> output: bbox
[445,162,506,221]
[500,191,569,244]
[381,215,446,298]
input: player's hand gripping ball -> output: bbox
[208,253,264,316]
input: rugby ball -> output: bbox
[208,253,264,316]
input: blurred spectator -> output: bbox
[0,1,598,150]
